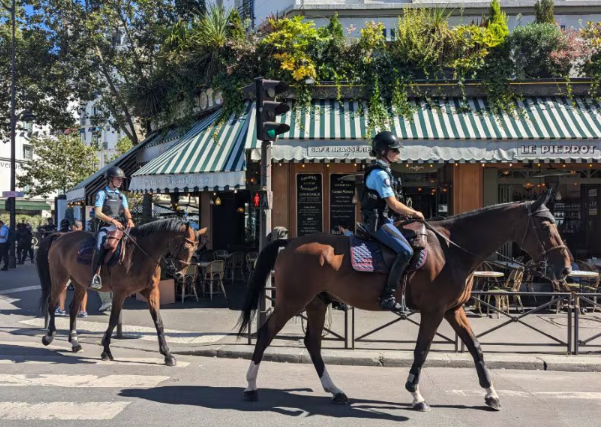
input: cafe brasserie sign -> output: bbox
[518,142,601,158]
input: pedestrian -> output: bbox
[17,223,33,264]
[72,220,83,231]
[0,220,9,271]
[41,218,56,239]
[59,219,70,233]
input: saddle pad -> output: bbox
[349,235,428,273]
[350,235,388,273]
[76,236,121,267]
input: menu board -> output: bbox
[297,174,323,236]
[330,174,356,234]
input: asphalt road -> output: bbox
[1,331,600,427]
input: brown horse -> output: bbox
[237,191,571,411]
[37,219,201,365]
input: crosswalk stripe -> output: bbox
[0,402,130,420]
[0,286,40,295]
[0,356,190,368]
[20,318,228,344]
[448,390,601,400]
[0,374,170,388]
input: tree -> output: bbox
[487,0,510,43]
[17,134,97,197]
[0,7,76,142]
[535,0,555,25]
[107,136,133,162]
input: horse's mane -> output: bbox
[129,218,188,238]
[435,201,527,223]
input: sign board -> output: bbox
[2,191,24,198]
[251,190,273,210]
[330,174,355,234]
[296,174,323,236]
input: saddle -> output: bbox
[76,230,126,267]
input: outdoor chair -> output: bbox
[201,260,226,300]
[175,264,199,303]
[213,250,229,260]
[199,250,214,263]
[485,266,525,318]
[245,252,258,279]
[226,251,246,283]
[562,260,600,313]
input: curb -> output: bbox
[173,344,601,372]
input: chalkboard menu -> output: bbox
[297,174,323,236]
[330,174,356,234]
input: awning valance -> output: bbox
[130,104,252,193]
[0,199,52,211]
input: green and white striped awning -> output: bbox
[248,97,601,164]
[130,105,252,193]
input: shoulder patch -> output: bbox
[383,178,391,187]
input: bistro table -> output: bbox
[494,260,523,270]
[215,253,232,260]
[472,271,505,316]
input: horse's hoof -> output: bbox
[72,345,83,353]
[413,401,431,412]
[41,335,53,346]
[485,395,501,411]
[101,351,114,362]
[244,390,259,402]
[332,393,349,405]
[165,356,177,367]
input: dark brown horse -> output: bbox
[237,192,571,411]
[37,219,201,365]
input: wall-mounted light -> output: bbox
[214,196,222,206]
[237,207,245,213]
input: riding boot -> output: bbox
[89,249,104,290]
[380,254,410,314]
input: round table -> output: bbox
[472,271,505,317]
[567,270,599,314]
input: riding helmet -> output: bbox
[371,131,402,156]
[105,166,126,180]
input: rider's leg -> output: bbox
[90,229,108,289]
[375,223,413,312]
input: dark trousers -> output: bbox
[0,243,9,268]
[19,245,34,263]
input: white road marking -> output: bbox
[0,374,169,388]
[0,402,130,420]
[448,390,601,400]
[0,286,40,295]
[20,318,228,344]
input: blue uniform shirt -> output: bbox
[366,169,395,199]
[94,186,129,209]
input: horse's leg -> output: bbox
[42,274,68,346]
[304,298,348,404]
[244,303,304,402]
[100,290,126,362]
[67,283,85,353]
[445,306,501,411]
[405,310,445,412]
[140,285,176,366]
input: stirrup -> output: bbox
[90,274,102,290]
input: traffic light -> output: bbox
[251,190,273,210]
[4,198,14,212]
[244,78,290,142]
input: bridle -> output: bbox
[519,203,568,278]
[123,222,199,272]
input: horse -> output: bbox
[237,191,571,411]
[36,218,201,366]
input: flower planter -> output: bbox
[136,279,175,306]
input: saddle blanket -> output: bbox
[76,236,121,267]
[350,234,427,273]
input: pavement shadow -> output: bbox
[120,386,411,421]
[0,342,97,365]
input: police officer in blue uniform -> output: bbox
[90,166,135,290]
[361,131,424,312]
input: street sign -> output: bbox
[251,190,273,210]
[2,191,24,198]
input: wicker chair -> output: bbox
[213,250,229,260]
[199,250,214,263]
[562,260,600,313]
[175,264,199,303]
[226,251,246,283]
[245,252,258,279]
[485,266,525,318]
[201,260,226,300]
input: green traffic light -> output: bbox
[267,129,276,138]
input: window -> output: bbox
[23,144,33,160]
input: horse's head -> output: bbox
[167,223,201,274]
[518,191,572,281]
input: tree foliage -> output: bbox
[535,0,555,25]
[17,134,97,196]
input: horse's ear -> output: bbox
[197,227,208,237]
[530,189,552,212]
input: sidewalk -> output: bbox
[1,263,600,372]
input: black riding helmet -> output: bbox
[370,131,402,157]
[105,166,126,180]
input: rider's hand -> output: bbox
[412,210,425,221]
[112,220,124,230]
[126,219,135,229]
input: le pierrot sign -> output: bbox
[518,142,601,158]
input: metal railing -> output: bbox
[248,288,601,355]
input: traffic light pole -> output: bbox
[257,139,272,328]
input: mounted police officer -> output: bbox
[361,131,424,313]
[90,166,135,290]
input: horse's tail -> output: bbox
[237,239,289,336]
[36,233,61,315]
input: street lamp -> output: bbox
[1,0,35,268]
